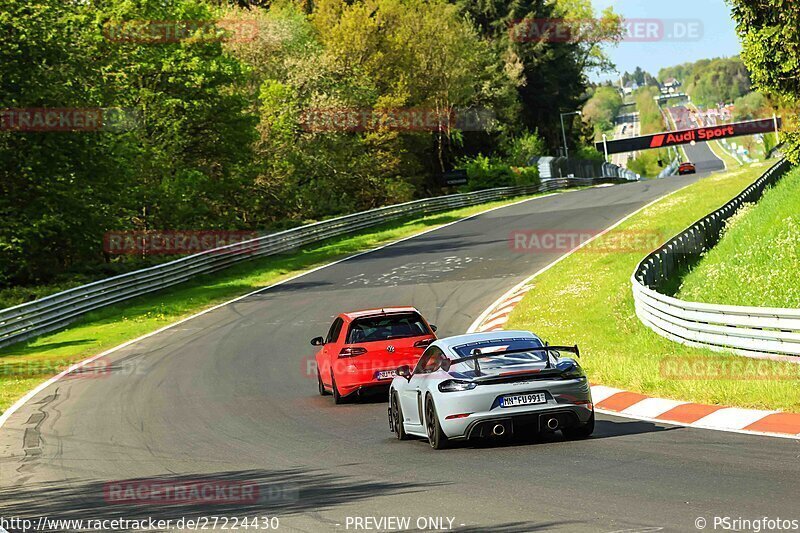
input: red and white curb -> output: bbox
[470,283,800,440]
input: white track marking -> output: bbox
[694,407,777,431]
[591,386,625,404]
[621,398,686,418]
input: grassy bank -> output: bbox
[0,190,571,414]
[678,165,800,307]
[707,140,740,169]
[506,161,800,412]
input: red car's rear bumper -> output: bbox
[334,357,421,397]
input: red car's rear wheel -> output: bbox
[317,370,329,396]
[331,372,344,404]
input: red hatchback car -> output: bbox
[312,307,437,403]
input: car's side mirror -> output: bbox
[310,337,324,346]
[430,324,438,332]
[396,365,412,381]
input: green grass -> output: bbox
[707,139,741,169]
[678,165,800,307]
[0,190,572,414]
[506,161,800,413]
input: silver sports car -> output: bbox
[388,330,594,449]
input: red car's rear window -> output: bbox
[347,312,430,343]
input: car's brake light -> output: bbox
[339,347,368,358]
[414,338,433,348]
[574,400,593,410]
[438,380,477,392]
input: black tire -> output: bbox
[331,372,344,404]
[425,396,448,449]
[391,392,409,440]
[317,370,329,396]
[562,411,594,440]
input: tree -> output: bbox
[583,86,623,135]
[733,92,769,121]
[0,0,256,285]
[450,0,623,154]
[729,0,800,162]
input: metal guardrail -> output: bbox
[631,158,797,358]
[0,177,628,349]
[533,156,640,182]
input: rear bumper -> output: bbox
[461,407,590,439]
[436,378,593,439]
[336,363,417,396]
[338,380,393,397]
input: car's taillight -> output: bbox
[438,380,477,392]
[339,347,367,358]
[414,338,433,348]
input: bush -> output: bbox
[505,131,547,167]
[627,148,673,177]
[574,145,605,162]
[459,155,540,191]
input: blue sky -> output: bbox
[591,0,742,82]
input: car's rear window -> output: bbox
[347,312,430,343]
[451,337,546,370]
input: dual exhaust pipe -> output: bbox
[489,417,558,436]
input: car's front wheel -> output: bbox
[425,396,448,450]
[390,392,409,440]
[562,411,594,440]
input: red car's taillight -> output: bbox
[339,347,368,358]
[414,338,433,348]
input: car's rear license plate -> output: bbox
[500,392,547,407]
[376,370,397,380]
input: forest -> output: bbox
[0,0,622,294]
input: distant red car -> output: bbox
[312,307,437,403]
[678,162,696,175]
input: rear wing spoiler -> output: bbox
[443,345,580,372]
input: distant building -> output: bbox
[659,77,681,95]
[622,81,639,95]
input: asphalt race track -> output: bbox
[669,106,726,174]
[2,177,799,533]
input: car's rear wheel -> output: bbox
[391,392,409,440]
[562,411,594,440]
[317,370,329,396]
[331,372,344,404]
[425,396,448,449]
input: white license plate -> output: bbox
[376,370,397,380]
[500,392,547,407]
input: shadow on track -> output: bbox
[0,467,447,522]
[389,417,680,450]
